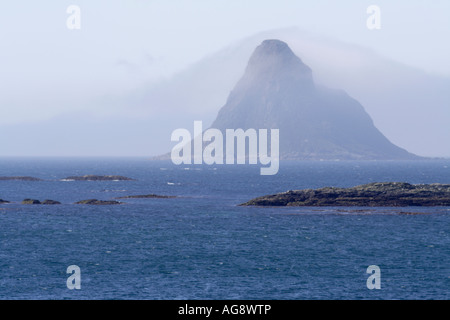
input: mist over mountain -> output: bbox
[1,28,449,157]
[208,39,417,160]
[145,29,450,158]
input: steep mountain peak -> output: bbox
[251,39,294,60]
[210,39,418,160]
[245,39,312,79]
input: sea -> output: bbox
[0,157,448,300]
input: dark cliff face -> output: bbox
[211,39,418,160]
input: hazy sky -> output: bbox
[0,1,449,156]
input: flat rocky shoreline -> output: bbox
[241,182,450,207]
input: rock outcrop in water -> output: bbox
[115,194,176,199]
[75,199,123,205]
[21,199,61,205]
[41,200,62,205]
[63,175,135,181]
[22,199,42,204]
[0,176,42,181]
[0,199,10,204]
[241,182,450,207]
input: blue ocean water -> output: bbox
[0,158,449,300]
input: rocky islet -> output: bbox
[241,182,450,207]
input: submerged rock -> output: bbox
[241,182,450,207]
[115,194,176,199]
[63,175,135,181]
[75,199,123,205]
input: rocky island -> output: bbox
[21,199,41,205]
[0,176,42,181]
[155,39,419,161]
[62,175,135,181]
[75,199,123,205]
[241,182,450,207]
[207,40,418,160]
[21,199,61,205]
[41,200,62,205]
[115,194,176,199]
[0,199,10,204]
